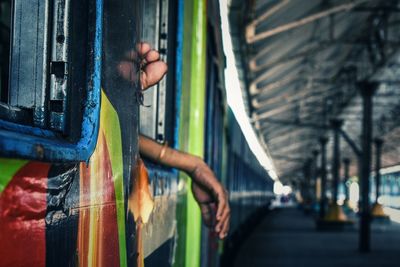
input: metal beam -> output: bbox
[264,126,307,143]
[251,57,303,85]
[255,100,326,122]
[339,128,362,157]
[257,118,329,130]
[251,53,353,100]
[256,103,297,120]
[270,140,315,154]
[247,0,290,29]
[267,129,316,145]
[248,27,399,72]
[252,87,341,116]
[270,133,320,148]
[249,29,320,71]
[272,154,305,163]
[246,0,369,43]
[255,84,339,111]
[250,74,302,96]
[249,42,328,73]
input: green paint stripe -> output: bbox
[185,185,202,267]
[173,175,189,267]
[0,159,28,193]
[185,0,207,267]
[100,91,127,267]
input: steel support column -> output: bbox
[358,82,377,253]
[312,149,319,202]
[370,137,388,220]
[374,138,383,203]
[343,158,350,203]
[331,119,343,204]
[319,137,328,219]
[303,159,312,209]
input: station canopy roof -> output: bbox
[229,0,400,183]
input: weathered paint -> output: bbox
[0,161,50,266]
[77,90,127,267]
[0,91,129,267]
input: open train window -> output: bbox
[139,0,176,144]
[0,0,102,161]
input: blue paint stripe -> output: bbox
[173,0,184,150]
[76,0,103,161]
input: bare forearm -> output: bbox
[138,134,230,239]
[138,135,204,174]
[139,135,219,193]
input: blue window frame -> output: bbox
[0,0,103,162]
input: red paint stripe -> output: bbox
[0,161,51,267]
[97,133,120,267]
[78,163,91,267]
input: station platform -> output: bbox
[234,208,400,267]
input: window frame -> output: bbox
[0,0,103,162]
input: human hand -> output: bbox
[117,42,167,90]
[190,163,230,240]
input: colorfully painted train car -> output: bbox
[0,0,273,266]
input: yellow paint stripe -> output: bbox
[99,91,127,267]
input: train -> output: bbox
[0,0,274,266]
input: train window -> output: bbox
[139,0,176,144]
[0,0,101,161]
[1,0,88,136]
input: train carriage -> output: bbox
[0,0,274,266]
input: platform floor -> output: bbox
[234,208,400,267]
